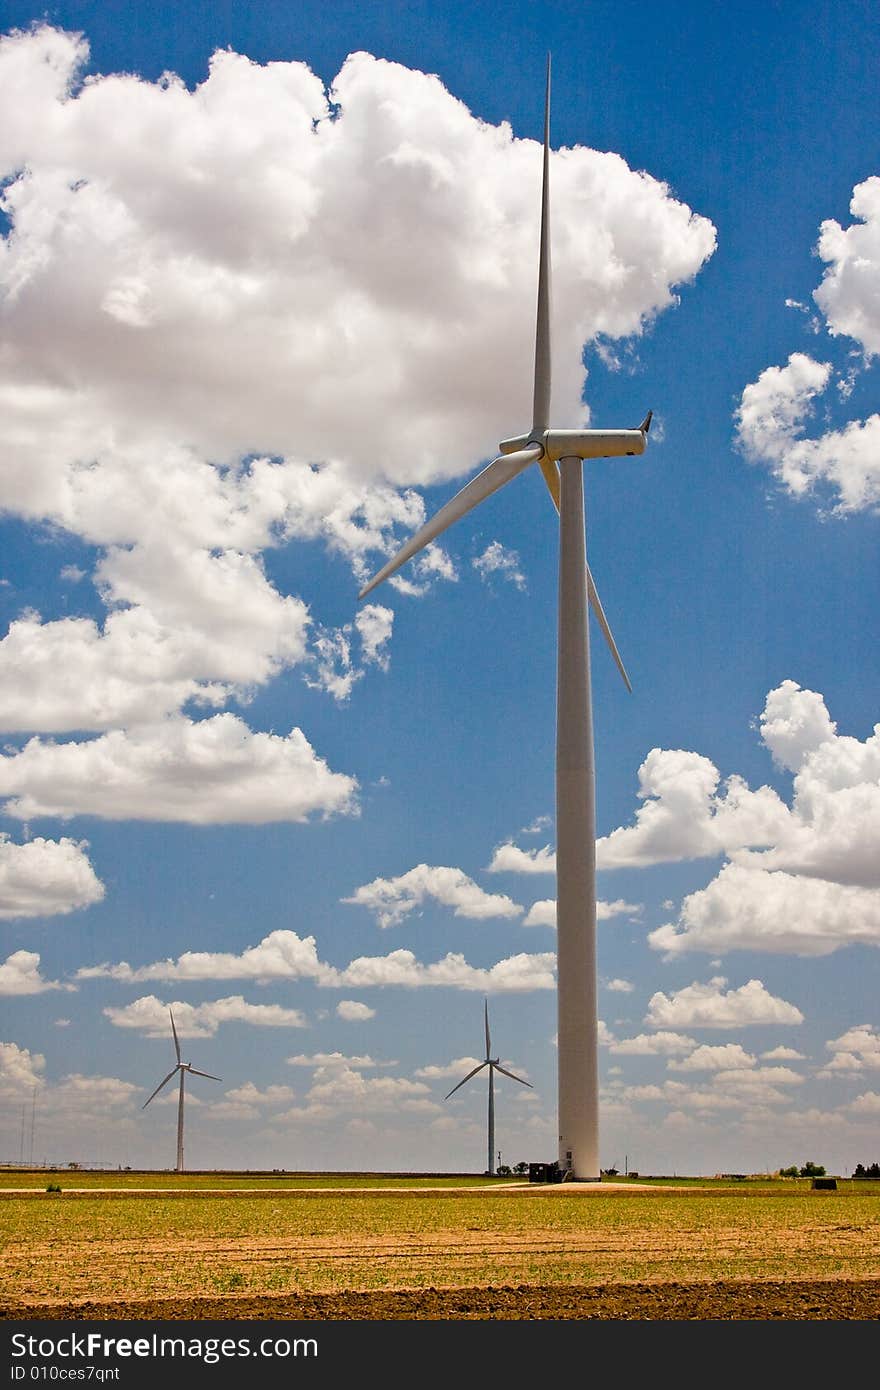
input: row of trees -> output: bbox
[495,1160,879,1178]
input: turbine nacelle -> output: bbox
[499,419,651,461]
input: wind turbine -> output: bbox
[142,1009,221,1173]
[359,58,650,1179]
[444,1000,532,1176]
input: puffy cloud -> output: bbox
[651,864,880,958]
[737,375,880,512]
[77,927,556,993]
[596,749,790,870]
[286,1052,386,1069]
[608,1031,696,1057]
[737,684,880,889]
[847,1091,880,1115]
[522,900,556,926]
[0,27,714,500]
[0,949,71,995]
[222,1082,294,1106]
[761,1046,806,1061]
[0,1040,46,1096]
[278,1066,434,1121]
[813,175,880,358]
[78,928,337,984]
[735,352,832,478]
[668,1044,757,1072]
[472,541,526,591]
[605,978,634,993]
[303,605,395,702]
[336,1000,376,1021]
[103,994,308,1037]
[414,1057,482,1080]
[0,832,104,917]
[823,1025,880,1074]
[643,683,880,957]
[342,863,522,928]
[0,25,714,763]
[759,679,838,773]
[0,716,358,824]
[354,605,394,670]
[52,1074,141,1113]
[523,897,641,926]
[487,842,556,874]
[337,948,556,992]
[644,977,804,1030]
[735,175,880,515]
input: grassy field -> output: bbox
[1,1172,878,1309]
[0,1168,497,1190]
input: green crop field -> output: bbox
[1,1173,878,1310]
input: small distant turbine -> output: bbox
[142,1009,221,1173]
[359,57,650,1179]
[444,1000,532,1176]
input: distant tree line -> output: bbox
[853,1162,880,1178]
[778,1161,826,1177]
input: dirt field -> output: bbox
[2,1179,878,1321]
[5,1279,880,1320]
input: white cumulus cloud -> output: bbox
[76,927,556,993]
[0,1041,46,1096]
[0,716,358,824]
[104,994,308,1037]
[487,842,556,874]
[342,863,522,928]
[335,1000,376,1021]
[644,977,804,1029]
[523,897,641,927]
[0,949,71,995]
[0,832,104,917]
[472,541,526,591]
[735,178,880,514]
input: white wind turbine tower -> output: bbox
[359,58,650,1180]
[444,1000,532,1176]
[142,1009,221,1173]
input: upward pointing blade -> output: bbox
[169,1008,181,1062]
[444,1061,488,1101]
[532,54,552,434]
[358,445,543,600]
[484,999,491,1060]
[142,1066,180,1109]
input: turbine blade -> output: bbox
[169,1008,181,1062]
[492,1063,533,1088]
[532,53,552,433]
[444,1061,488,1100]
[358,446,543,600]
[142,1066,180,1109]
[587,567,632,693]
[187,1068,221,1081]
[532,459,632,692]
[484,999,491,1060]
[538,457,561,510]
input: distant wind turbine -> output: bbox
[444,1000,532,1176]
[142,1009,221,1173]
[360,57,650,1179]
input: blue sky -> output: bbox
[0,0,878,1176]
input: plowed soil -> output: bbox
[5,1279,880,1320]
